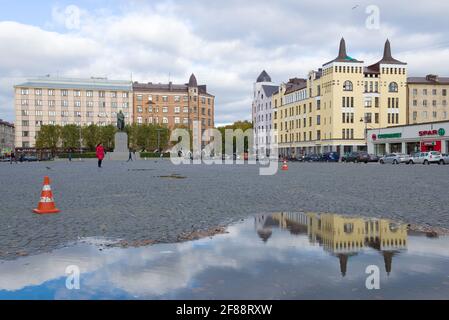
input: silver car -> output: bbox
[379,153,410,165]
[410,151,444,165]
[442,154,449,165]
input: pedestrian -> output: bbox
[127,149,133,162]
[68,148,72,162]
[10,152,14,164]
[96,143,105,168]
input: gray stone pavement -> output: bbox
[1,159,449,260]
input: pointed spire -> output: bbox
[256,70,272,83]
[383,39,392,60]
[188,73,197,87]
[338,254,348,277]
[338,37,347,59]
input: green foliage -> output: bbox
[60,124,80,149]
[59,152,97,159]
[216,121,253,153]
[99,125,116,151]
[35,125,61,151]
[140,152,171,158]
[82,125,100,151]
[126,124,170,152]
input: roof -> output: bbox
[323,38,363,66]
[284,78,307,95]
[256,70,272,83]
[0,119,14,128]
[15,77,132,91]
[188,73,198,87]
[408,75,449,85]
[367,40,406,72]
[261,85,279,98]
[133,82,214,97]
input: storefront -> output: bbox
[367,121,449,155]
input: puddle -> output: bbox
[1,212,449,299]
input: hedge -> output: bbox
[140,152,171,158]
[58,153,97,159]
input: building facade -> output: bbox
[367,120,449,155]
[0,119,15,155]
[407,75,449,124]
[132,74,215,133]
[14,77,133,148]
[252,71,279,157]
[275,38,408,157]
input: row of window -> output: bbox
[21,110,129,118]
[412,111,448,120]
[136,94,212,105]
[412,100,448,107]
[412,88,447,96]
[135,117,212,126]
[20,88,130,98]
[328,65,406,75]
[136,106,211,116]
[20,100,130,108]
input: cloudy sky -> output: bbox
[1,0,449,126]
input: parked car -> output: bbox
[23,155,39,162]
[322,152,340,162]
[442,154,449,165]
[303,154,321,162]
[356,152,379,163]
[343,152,360,163]
[379,153,410,164]
[410,151,444,165]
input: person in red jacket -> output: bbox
[96,143,105,168]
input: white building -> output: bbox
[252,70,279,157]
[367,121,449,155]
[14,77,133,148]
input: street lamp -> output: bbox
[360,116,368,151]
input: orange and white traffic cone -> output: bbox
[33,176,60,214]
[281,160,289,171]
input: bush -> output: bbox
[140,152,171,158]
[58,153,97,159]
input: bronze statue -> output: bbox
[117,110,125,131]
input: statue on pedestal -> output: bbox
[117,110,125,131]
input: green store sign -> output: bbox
[377,133,402,139]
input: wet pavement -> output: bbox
[1,212,448,300]
[1,160,449,260]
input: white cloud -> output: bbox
[1,0,449,124]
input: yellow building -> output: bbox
[274,38,408,157]
[270,212,407,276]
[407,75,449,124]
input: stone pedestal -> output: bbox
[107,132,131,161]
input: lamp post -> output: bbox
[360,116,368,151]
[156,128,163,153]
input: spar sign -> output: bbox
[419,128,446,137]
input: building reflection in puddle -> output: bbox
[255,212,408,277]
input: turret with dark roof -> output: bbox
[366,39,407,73]
[323,38,363,66]
[256,70,272,83]
[188,73,198,87]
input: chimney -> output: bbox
[426,74,439,82]
[169,81,173,91]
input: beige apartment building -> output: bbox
[274,38,408,156]
[132,74,215,132]
[407,75,449,124]
[14,77,133,148]
[0,119,15,155]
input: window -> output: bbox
[62,100,68,107]
[365,113,372,123]
[87,91,94,97]
[443,89,447,96]
[183,118,189,124]
[21,99,28,106]
[75,111,81,118]
[423,100,428,107]
[48,100,55,107]
[174,107,180,113]
[183,107,189,113]
[137,106,143,113]
[111,102,117,108]
[162,117,168,124]
[62,90,68,96]
[99,91,106,98]
[148,95,153,101]
[137,117,143,124]
[137,94,143,101]
[88,101,94,108]
[174,96,180,102]
[433,89,437,95]
[413,100,417,107]
[375,113,379,124]
[35,100,43,106]
[162,107,168,113]
[122,92,129,98]
[413,111,417,121]
[74,90,81,97]
[35,89,42,96]
[122,102,129,108]
[148,106,153,112]
[111,92,117,98]
[423,89,428,95]
[389,82,398,92]
[174,117,180,124]
[48,111,56,117]
[75,101,81,107]
[21,88,29,95]
[433,100,437,107]
[413,89,418,95]
[162,96,168,102]
[48,89,55,96]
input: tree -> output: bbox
[216,121,253,153]
[99,125,116,151]
[82,125,100,151]
[60,125,80,150]
[35,125,61,154]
